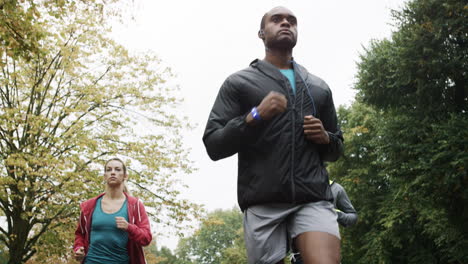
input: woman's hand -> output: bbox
[74,247,85,261]
[115,216,129,230]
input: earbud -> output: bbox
[258,30,265,38]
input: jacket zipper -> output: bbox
[291,104,296,203]
[256,63,297,203]
[290,65,297,204]
[281,70,296,204]
[279,70,296,204]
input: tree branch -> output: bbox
[128,171,169,203]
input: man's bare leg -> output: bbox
[295,231,340,264]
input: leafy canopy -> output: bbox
[0,1,201,263]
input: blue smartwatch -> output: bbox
[251,107,261,121]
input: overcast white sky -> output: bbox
[113,0,407,249]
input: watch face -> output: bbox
[251,107,261,121]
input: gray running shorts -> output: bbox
[243,201,339,264]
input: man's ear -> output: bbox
[258,29,265,39]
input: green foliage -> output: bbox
[0,240,7,264]
[173,206,294,264]
[356,0,467,114]
[328,0,468,263]
[0,0,121,62]
[333,106,468,264]
[143,241,181,264]
[327,103,387,263]
[175,207,245,264]
[154,246,179,264]
[0,1,201,263]
[220,228,248,264]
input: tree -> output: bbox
[332,104,468,264]
[220,228,248,264]
[175,207,298,264]
[0,240,6,264]
[154,246,179,264]
[175,207,244,264]
[326,103,388,263]
[141,241,180,264]
[357,0,467,114]
[1,0,48,61]
[0,1,201,263]
[327,0,468,263]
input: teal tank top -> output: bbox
[85,197,129,264]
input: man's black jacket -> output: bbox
[203,59,343,211]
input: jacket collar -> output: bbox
[250,58,308,83]
[123,192,138,205]
[250,59,285,81]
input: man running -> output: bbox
[203,6,344,264]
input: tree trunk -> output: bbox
[7,208,31,264]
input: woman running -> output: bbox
[73,158,152,264]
